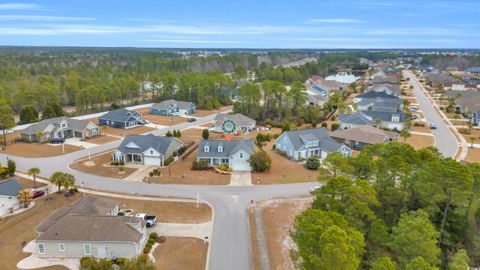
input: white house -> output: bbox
[196,139,254,171]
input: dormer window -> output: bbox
[204,146,209,152]
[218,145,223,152]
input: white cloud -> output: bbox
[307,18,365,23]
[0,15,95,21]
[143,39,240,44]
[0,3,40,10]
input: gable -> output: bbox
[143,147,161,156]
[125,142,140,149]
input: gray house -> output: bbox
[35,196,147,259]
[356,97,403,112]
[150,100,196,116]
[99,109,146,129]
[21,117,99,143]
[112,134,183,166]
[339,111,406,131]
[213,113,256,134]
[330,125,398,150]
[0,177,23,216]
[196,139,254,171]
[275,128,351,161]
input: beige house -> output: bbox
[35,196,147,259]
[21,117,99,143]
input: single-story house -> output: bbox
[150,100,196,116]
[330,125,398,150]
[220,87,239,101]
[112,134,183,166]
[99,109,146,129]
[35,196,146,259]
[21,117,99,143]
[465,67,480,75]
[339,111,406,131]
[0,177,23,216]
[356,97,403,113]
[275,128,351,161]
[196,139,254,171]
[424,73,460,88]
[444,89,480,125]
[213,113,256,134]
[306,76,345,92]
[369,83,402,97]
[353,90,400,104]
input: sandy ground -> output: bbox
[16,176,47,189]
[192,105,233,117]
[462,129,480,142]
[259,197,313,270]
[83,135,119,144]
[70,152,137,179]
[101,126,156,137]
[410,121,432,133]
[465,148,480,163]
[405,134,435,150]
[2,143,82,158]
[252,141,318,185]
[249,211,261,270]
[136,108,187,126]
[154,237,208,270]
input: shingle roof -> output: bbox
[330,125,398,145]
[364,111,406,122]
[444,89,480,112]
[117,134,182,155]
[339,111,374,125]
[214,113,256,127]
[356,90,399,100]
[281,127,344,152]
[36,195,144,242]
[369,83,402,96]
[99,108,141,122]
[0,177,23,196]
[151,99,195,110]
[465,67,480,73]
[197,139,254,158]
[21,117,95,136]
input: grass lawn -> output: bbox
[252,141,318,185]
[69,151,137,179]
[154,237,208,270]
[405,134,435,150]
[256,198,313,270]
[2,142,82,158]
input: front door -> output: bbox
[97,245,107,258]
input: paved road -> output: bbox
[404,70,458,158]
[0,109,315,270]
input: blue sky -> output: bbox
[0,0,479,48]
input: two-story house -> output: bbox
[275,128,351,161]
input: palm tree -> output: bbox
[28,167,40,188]
[374,119,382,129]
[49,171,65,191]
[18,189,32,208]
[469,137,477,148]
[400,129,411,143]
[63,173,75,191]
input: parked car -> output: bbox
[31,189,45,199]
[187,118,197,123]
[50,138,65,144]
[135,213,157,227]
[309,186,321,194]
[429,123,437,129]
[412,114,420,120]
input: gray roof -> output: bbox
[356,90,399,100]
[444,89,480,112]
[364,111,406,122]
[100,108,141,122]
[21,117,95,136]
[369,83,402,96]
[117,134,182,155]
[214,113,256,127]
[281,127,344,152]
[197,139,254,158]
[465,67,480,73]
[330,125,398,145]
[339,111,374,125]
[36,195,144,242]
[151,99,195,110]
[0,177,23,196]
[425,73,459,86]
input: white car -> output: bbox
[310,186,321,194]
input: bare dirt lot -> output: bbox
[461,129,480,142]
[103,126,156,137]
[154,237,208,270]
[70,151,137,179]
[2,142,82,158]
[252,141,318,184]
[255,197,313,270]
[84,135,119,144]
[410,121,432,133]
[192,105,233,117]
[405,134,435,150]
[136,108,187,126]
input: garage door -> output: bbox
[231,160,251,171]
[144,156,161,166]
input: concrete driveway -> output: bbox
[229,171,252,186]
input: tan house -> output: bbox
[21,117,99,142]
[35,196,147,259]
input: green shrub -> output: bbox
[321,122,328,128]
[227,167,233,172]
[143,247,151,254]
[305,157,320,170]
[192,160,209,170]
[272,133,280,139]
[249,151,272,172]
[149,232,158,239]
[331,123,339,131]
[217,164,228,171]
[164,157,174,166]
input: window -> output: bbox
[240,153,244,158]
[204,146,209,152]
[218,146,223,152]
[38,243,45,254]
[59,243,65,252]
[84,244,91,256]
[150,150,153,155]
